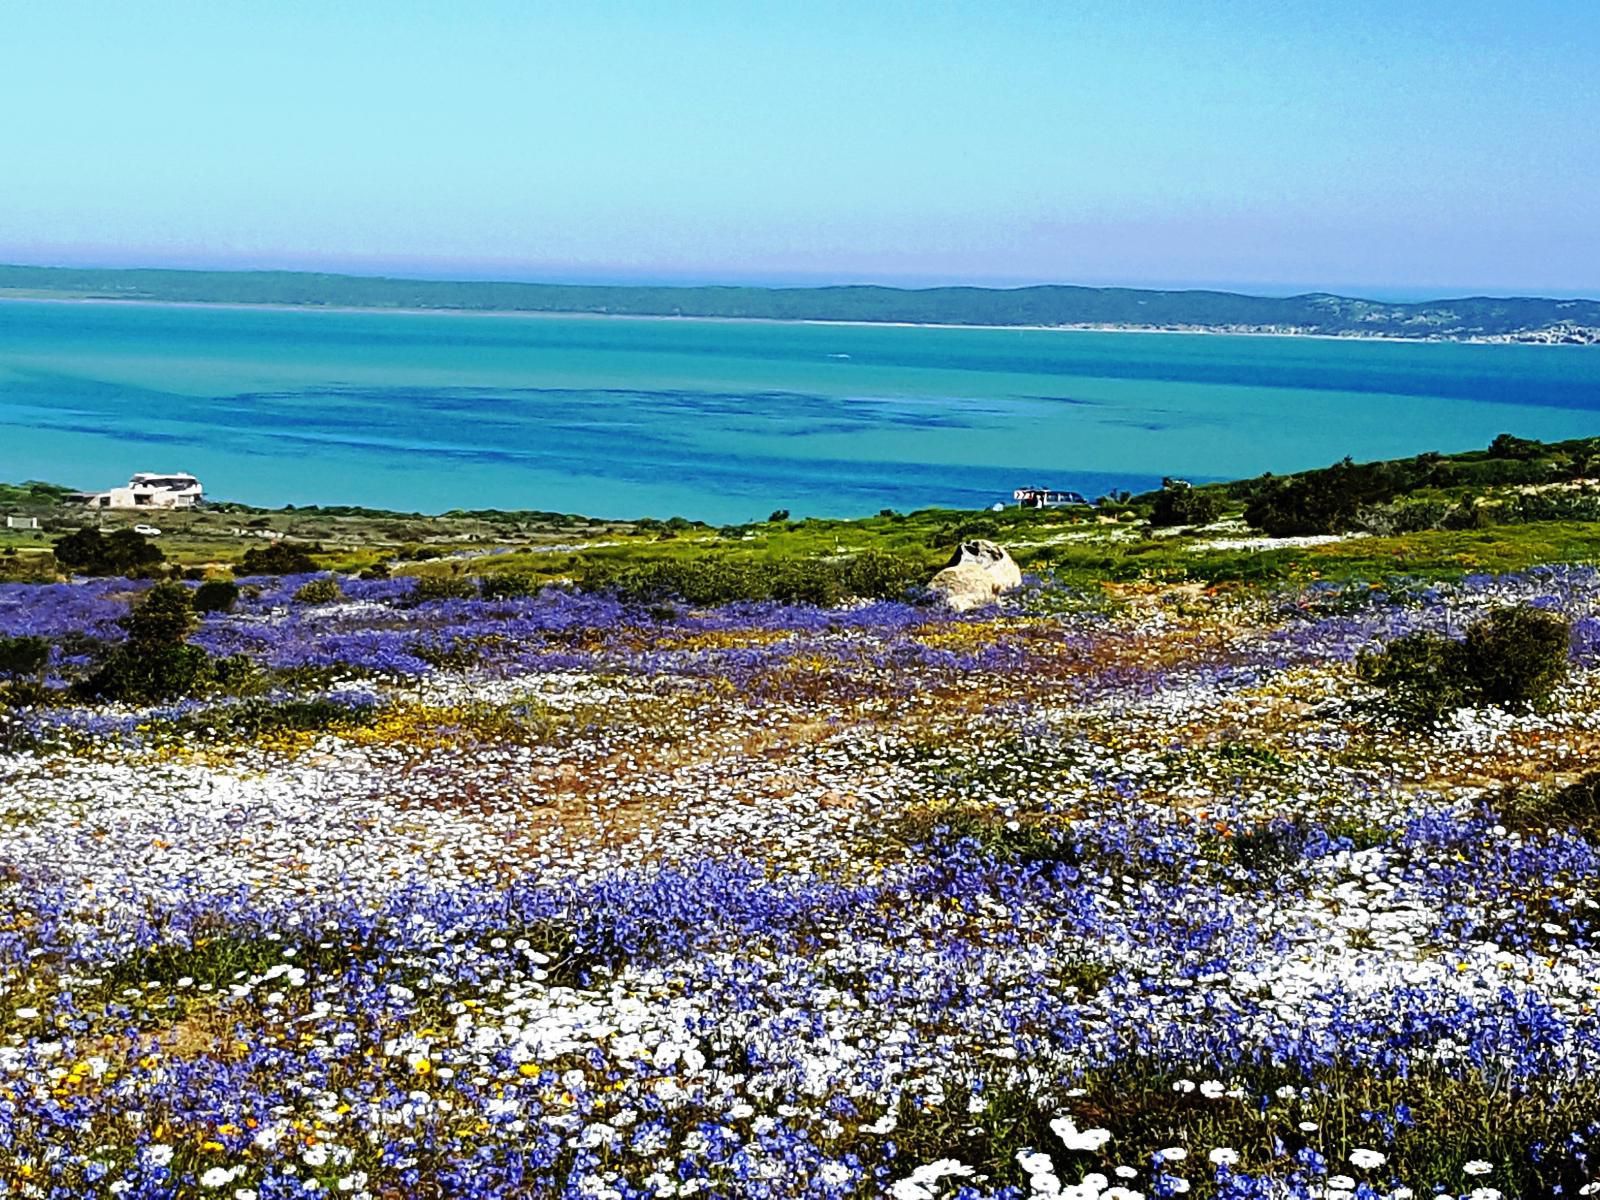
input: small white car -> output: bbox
[132,524,162,537]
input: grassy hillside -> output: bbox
[2,263,1597,340]
[7,435,1600,592]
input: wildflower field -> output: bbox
[4,567,1600,1200]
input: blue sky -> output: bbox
[2,1,1597,296]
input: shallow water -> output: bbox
[1,298,1596,522]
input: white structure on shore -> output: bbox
[81,472,204,510]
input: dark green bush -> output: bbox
[239,540,320,575]
[52,527,165,575]
[78,582,214,703]
[1244,458,1399,536]
[1231,818,1312,876]
[1548,771,1600,829]
[1489,432,1544,460]
[171,695,380,739]
[582,550,926,606]
[292,575,344,605]
[80,644,214,703]
[121,582,196,646]
[0,635,49,678]
[1461,605,1571,708]
[1149,479,1222,527]
[1357,605,1571,724]
[837,549,926,601]
[408,574,478,603]
[193,579,240,614]
[478,572,542,600]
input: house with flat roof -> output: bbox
[79,472,204,510]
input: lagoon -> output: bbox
[1,298,1597,523]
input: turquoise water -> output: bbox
[1,298,1597,522]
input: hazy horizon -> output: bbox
[5,254,1597,307]
[3,2,1597,297]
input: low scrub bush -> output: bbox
[583,550,926,606]
[77,582,224,704]
[1463,604,1572,706]
[291,575,344,605]
[897,803,1077,866]
[1149,479,1222,527]
[52,527,164,576]
[192,579,240,614]
[1357,605,1571,723]
[0,636,53,710]
[478,571,542,600]
[239,540,320,575]
[408,574,478,604]
[0,635,49,679]
[1498,769,1600,835]
[1498,489,1600,524]
[171,695,381,740]
[1229,817,1312,876]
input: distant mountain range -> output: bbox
[2,263,1596,343]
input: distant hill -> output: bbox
[1,263,1596,342]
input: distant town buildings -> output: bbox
[78,472,204,510]
[1013,486,1089,509]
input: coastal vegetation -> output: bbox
[5,433,1600,1195]
[3,262,1597,340]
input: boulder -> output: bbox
[928,539,1022,612]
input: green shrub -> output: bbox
[239,540,320,575]
[1356,499,1452,536]
[408,574,478,603]
[1489,432,1544,460]
[80,644,214,703]
[1239,453,1455,536]
[171,695,380,740]
[292,575,344,605]
[52,527,165,575]
[1548,771,1600,830]
[478,572,542,600]
[1230,818,1312,876]
[838,549,927,601]
[0,635,49,678]
[581,550,926,607]
[1499,490,1600,524]
[77,582,213,703]
[121,582,196,646]
[192,579,240,614]
[1357,605,1571,723]
[1461,605,1571,707]
[1149,479,1222,527]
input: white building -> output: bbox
[82,472,204,510]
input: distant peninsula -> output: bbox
[1,263,1596,343]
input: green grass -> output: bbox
[7,428,1600,591]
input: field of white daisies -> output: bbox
[3,565,1600,1200]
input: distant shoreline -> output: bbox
[0,292,1587,346]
